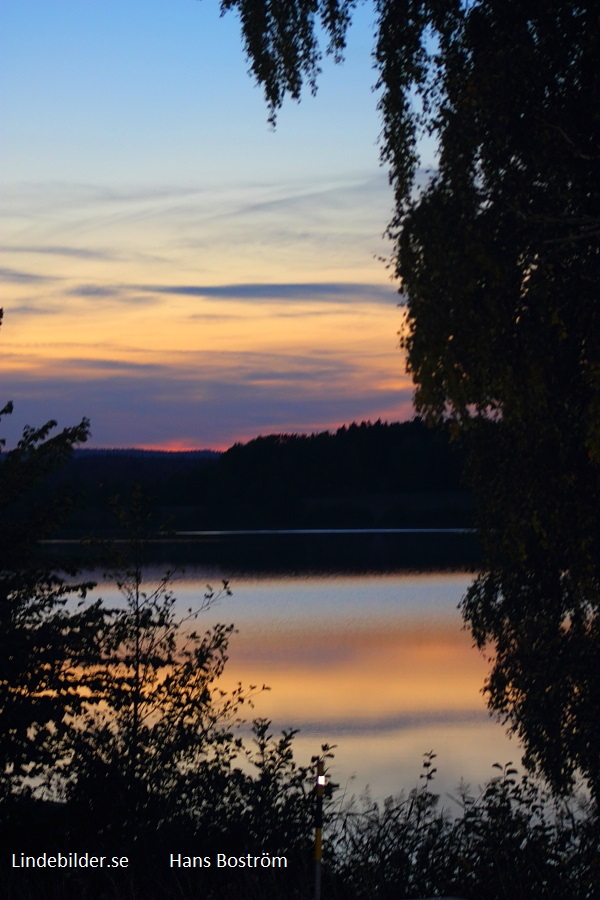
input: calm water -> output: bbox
[82,532,519,805]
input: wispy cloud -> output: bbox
[0,266,58,284]
[2,244,115,261]
[233,172,391,219]
[65,284,122,298]
[8,304,62,317]
[1,181,206,212]
[60,358,165,373]
[65,285,165,306]
[136,281,397,303]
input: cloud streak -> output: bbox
[2,244,116,261]
[8,304,62,317]
[0,266,58,284]
[136,281,397,303]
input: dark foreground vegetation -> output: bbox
[2,753,599,900]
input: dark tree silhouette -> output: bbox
[218,1,600,796]
[0,310,101,803]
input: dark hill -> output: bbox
[46,419,472,535]
[191,419,472,529]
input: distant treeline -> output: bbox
[43,419,473,535]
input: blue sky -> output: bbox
[1,0,420,449]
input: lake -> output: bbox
[80,530,520,805]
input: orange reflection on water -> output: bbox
[219,623,488,725]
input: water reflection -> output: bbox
[94,565,517,799]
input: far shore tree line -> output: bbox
[44,418,474,535]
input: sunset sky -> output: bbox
[1,0,427,450]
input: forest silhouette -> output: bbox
[48,418,472,536]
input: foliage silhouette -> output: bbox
[220,0,600,798]
[0,478,330,897]
[59,490,248,838]
[326,756,598,900]
[0,308,99,805]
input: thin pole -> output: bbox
[313,759,325,900]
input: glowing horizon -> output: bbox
[1,1,418,449]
